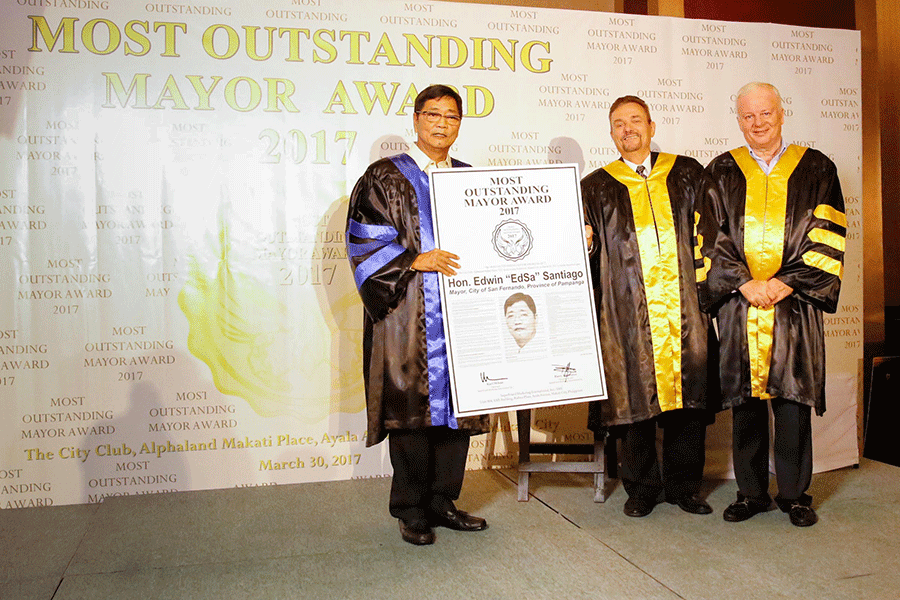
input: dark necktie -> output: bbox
[636,165,647,179]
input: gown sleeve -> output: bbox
[581,173,605,307]
[774,156,845,314]
[346,164,418,322]
[696,159,753,313]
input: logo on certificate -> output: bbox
[492,219,533,262]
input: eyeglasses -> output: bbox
[416,110,462,125]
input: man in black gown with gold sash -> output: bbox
[582,96,719,518]
[697,82,845,527]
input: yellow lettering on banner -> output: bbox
[403,33,433,67]
[340,31,370,65]
[25,17,552,73]
[395,84,418,115]
[488,38,516,71]
[153,22,186,58]
[521,40,552,73]
[439,36,467,68]
[470,37,488,70]
[470,38,551,72]
[354,81,399,115]
[153,75,189,110]
[278,27,311,62]
[465,85,494,117]
[124,21,151,57]
[26,16,552,72]
[224,77,262,112]
[204,24,240,60]
[323,81,492,117]
[186,75,223,111]
[368,33,402,66]
[103,72,150,109]
[82,19,120,55]
[265,78,299,113]
[29,16,79,54]
[313,30,338,63]
[323,80,358,114]
[102,73,298,112]
[31,16,184,57]
[244,26,278,61]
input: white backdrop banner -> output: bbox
[0,0,862,507]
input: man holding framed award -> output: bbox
[346,85,490,546]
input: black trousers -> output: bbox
[388,426,470,522]
[620,410,707,501]
[732,398,813,503]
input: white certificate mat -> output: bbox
[430,164,607,417]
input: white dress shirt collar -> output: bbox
[407,142,452,173]
[747,140,788,175]
[622,154,652,176]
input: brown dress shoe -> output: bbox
[399,519,436,545]
[428,508,487,531]
[775,494,817,527]
[787,504,818,527]
[722,497,770,522]
[668,493,713,515]
[623,496,656,517]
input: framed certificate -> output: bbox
[430,164,607,417]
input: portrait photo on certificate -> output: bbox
[429,164,607,417]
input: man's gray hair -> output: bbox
[735,82,783,113]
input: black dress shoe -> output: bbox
[786,504,818,527]
[668,493,713,515]
[399,519,435,545]
[722,497,770,522]
[775,493,812,513]
[623,496,656,517]
[428,508,487,532]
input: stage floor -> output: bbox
[3,458,899,600]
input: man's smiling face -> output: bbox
[609,101,655,163]
[736,86,784,155]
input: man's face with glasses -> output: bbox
[413,96,462,161]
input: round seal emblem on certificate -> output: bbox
[492,219,533,261]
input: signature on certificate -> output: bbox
[552,363,577,380]
[480,372,507,383]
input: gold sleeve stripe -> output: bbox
[694,212,707,263]
[693,212,704,257]
[695,257,711,282]
[802,250,844,278]
[808,227,846,252]
[814,204,848,228]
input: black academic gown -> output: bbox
[582,152,719,430]
[697,145,845,415]
[347,156,489,446]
